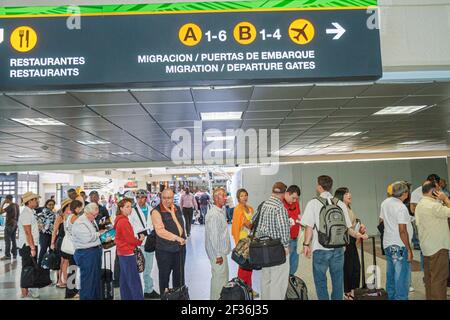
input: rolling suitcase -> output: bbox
[101,250,114,300]
[353,236,388,300]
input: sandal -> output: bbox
[344,293,354,300]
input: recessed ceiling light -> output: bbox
[77,140,111,145]
[111,152,134,155]
[200,112,242,121]
[373,105,430,115]
[205,136,235,142]
[10,155,35,158]
[398,140,427,145]
[330,132,362,137]
[210,148,232,152]
[11,118,66,126]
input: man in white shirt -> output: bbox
[205,187,231,300]
[18,192,41,299]
[127,190,159,299]
[301,175,364,300]
[379,181,413,300]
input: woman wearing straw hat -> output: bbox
[51,198,72,288]
[18,191,41,299]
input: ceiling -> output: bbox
[1,79,450,167]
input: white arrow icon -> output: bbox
[326,22,346,40]
[0,29,3,44]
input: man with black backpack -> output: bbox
[301,175,364,300]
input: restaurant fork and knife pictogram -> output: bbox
[18,29,30,47]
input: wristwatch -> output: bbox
[303,243,310,247]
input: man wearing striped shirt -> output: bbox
[205,187,231,300]
[254,182,290,300]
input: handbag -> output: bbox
[134,206,156,253]
[61,234,75,255]
[161,246,189,300]
[41,249,61,270]
[249,236,286,268]
[231,237,262,271]
[144,230,156,253]
[134,247,145,273]
[249,202,286,268]
[100,227,116,250]
[21,256,52,288]
[231,202,265,270]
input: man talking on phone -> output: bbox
[415,181,450,300]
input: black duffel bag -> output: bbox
[21,258,52,289]
[144,230,156,253]
[249,236,286,268]
[41,249,61,270]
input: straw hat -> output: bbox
[60,198,72,211]
[21,192,40,204]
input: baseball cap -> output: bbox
[272,182,287,194]
[124,191,136,199]
[136,189,147,198]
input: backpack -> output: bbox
[314,197,349,248]
[286,275,308,300]
[220,278,253,300]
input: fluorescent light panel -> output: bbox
[200,112,242,121]
[398,140,427,145]
[330,132,362,137]
[77,140,111,145]
[210,148,232,152]
[111,152,134,155]
[373,105,429,115]
[10,155,35,158]
[11,118,66,126]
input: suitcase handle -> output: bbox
[360,236,377,289]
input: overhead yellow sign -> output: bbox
[179,23,202,46]
[233,22,256,45]
[288,19,314,45]
[10,26,37,52]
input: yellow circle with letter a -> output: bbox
[179,23,202,46]
[10,26,38,52]
[233,21,256,45]
[288,19,314,45]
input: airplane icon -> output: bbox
[291,23,309,41]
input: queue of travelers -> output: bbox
[1,173,448,300]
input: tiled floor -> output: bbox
[0,225,433,300]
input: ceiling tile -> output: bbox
[131,89,192,103]
[89,104,146,116]
[251,85,312,100]
[143,103,196,115]
[192,87,253,101]
[305,84,370,99]
[7,93,82,108]
[359,83,432,97]
[71,91,135,105]
[248,99,298,111]
[298,98,349,109]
